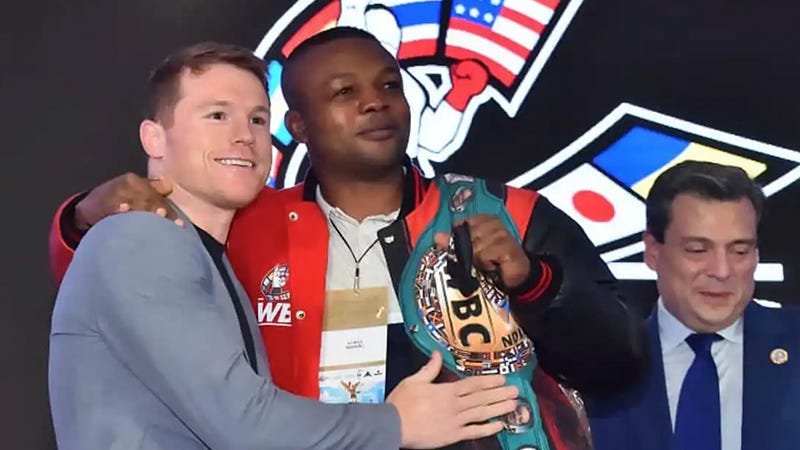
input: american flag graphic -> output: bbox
[445,0,560,85]
[381,0,444,59]
[380,0,560,85]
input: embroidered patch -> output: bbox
[257,263,292,327]
[443,173,475,184]
[503,399,534,434]
[260,263,290,301]
[449,186,474,213]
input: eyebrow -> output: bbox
[200,100,270,114]
[379,65,401,74]
[201,100,232,108]
[680,236,757,246]
[251,104,270,115]
[325,66,401,82]
[328,70,354,77]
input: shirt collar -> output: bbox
[302,158,428,219]
[315,186,399,225]
[658,298,744,353]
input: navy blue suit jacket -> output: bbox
[585,301,800,450]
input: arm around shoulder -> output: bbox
[49,193,88,286]
[64,212,401,450]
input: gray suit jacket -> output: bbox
[49,211,401,450]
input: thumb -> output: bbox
[148,177,173,196]
[412,351,443,383]
[434,232,451,251]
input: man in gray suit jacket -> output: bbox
[49,42,518,450]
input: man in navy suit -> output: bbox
[586,160,800,450]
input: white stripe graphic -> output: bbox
[493,16,540,49]
[400,23,440,42]
[504,0,554,25]
[446,29,525,74]
[608,262,784,282]
[381,0,437,6]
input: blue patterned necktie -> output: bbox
[672,333,723,450]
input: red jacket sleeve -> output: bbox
[49,193,86,285]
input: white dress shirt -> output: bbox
[316,187,403,324]
[658,299,744,450]
[314,188,403,404]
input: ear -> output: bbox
[140,119,166,159]
[284,110,308,143]
[643,230,661,272]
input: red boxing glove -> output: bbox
[445,59,489,111]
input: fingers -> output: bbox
[434,232,451,250]
[411,351,443,382]
[445,215,527,283]
[115,197,182,226]
[471,235,511,269]
[155,207,184,226]
[453,373,506,396]
[463,214,496,227]
[121,197,178,220]
[457,398,518,427]
[123,177,179,222]
[466,217,507,247]
[155,204,181,222]
[439,215,504,252]
[464,215,525,274]
[456,385,519,411]
[457,420,506,441]
[77,172,180,230]
[148,177,174,196]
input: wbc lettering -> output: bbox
[257,300,292,326]
[451,294,491,347]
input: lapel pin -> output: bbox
[770,348,788,365]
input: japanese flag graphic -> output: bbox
[538,163,646,247]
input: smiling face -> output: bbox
[284,36,410,180]
[644,193,758,332]
[142,63,272,211]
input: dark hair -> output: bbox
[281,27,382,110]
[145,41,267,125]
[646,160,765,243]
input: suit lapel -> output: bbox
[741,302,791,450]
[629,313,672,450]
[169,202,269,375]
[223,255,269,375]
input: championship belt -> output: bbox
[398,174,551,450]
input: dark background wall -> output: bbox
[3,1,799,448]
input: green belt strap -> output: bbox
[398,175,551,450]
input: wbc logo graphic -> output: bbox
[254,0,800,283]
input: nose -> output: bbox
[232,116,255,146]
[706,249,733,280]
[360,87,388,114]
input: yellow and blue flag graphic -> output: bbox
[514,105,800,254]
[594,126,767,200]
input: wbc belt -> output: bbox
[398,175,551,450]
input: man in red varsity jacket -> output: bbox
[49,28,647,449]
